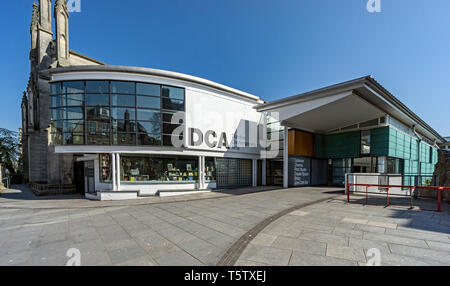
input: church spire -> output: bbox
[30,2,39,49]
[38,0,52,31]
[55,0,70,65]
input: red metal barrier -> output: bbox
[347,183,450,212]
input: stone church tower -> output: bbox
[21,0,104,190]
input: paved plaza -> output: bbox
[0,185,449,266]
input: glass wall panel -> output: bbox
[111,94,135,107]
[86,81,109,94]
[50,80,185,146]
[205,158,216,182]
[63,133,84,145]
[120,155,198,182]
[162,86,184,100]
[63,81,84,94]
[99,154,112,183]
[138,133,162,146]
[111,81,135,94]
[111,108,135,120]
[86,94,109,106]
[137,96,160,109]
[137,83,160,96]
[137,109,160,121]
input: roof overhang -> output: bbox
[256,76,445,143]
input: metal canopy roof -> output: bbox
[256,76,445,143]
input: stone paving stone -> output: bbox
[271,236,326,255]
[425,240,450,252]
[250,233,277,246]
[298,231,349,247]
[388,244,450,264]
[326,246,366,263]
[289,250,357,266]
[104,239,138,252]
[367,221,397,229]
[115,255,157,266]
[154,250,204,266]
[261,223,303,238]
[333,227,364,239]
[234,259,269,266]
[385,228,450,243]
[71,240,112,266]
[239,245,292,266]
[108,244,149,265]
[354,224,386,234]
[0,250,32,266]
[294,222,335,234]
[289,210,310,217]
[358,252,442,266]
[348,237,390,253]
[363,232,429,248]
[342,217,369,225]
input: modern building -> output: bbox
[21,0,446,200]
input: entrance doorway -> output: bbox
[74,161,85,194]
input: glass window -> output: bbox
[99,154,112,182]
[50,82,61,95]
[87,121,110,134]
[111,81,135,94]
[86,81,109,94]
[120,155,198,182]
[163,123,182,134]
[111,94,135,107]
[163,134,184,147]
[50,120,63,133]
[137,109,160,121]
[361,130,371,154]
[138,133,162,146]
[137,121,160,134]
[137,83,160,96]
[162,86,184,100]
[87,133,110,145]
[51,132,62,145]
[113,133,136,145]
[162,112,184,124]
[111,108,135,120]
[63,133,84,145]
[63,120,84,133]
[86,107,110,119]
[113,120,136,133]
[63,81,84,94]
[162,98,184,111]
[64,107,84,120]
[205,158,216,181]
[86,94,109,106]
[137,96,160,109]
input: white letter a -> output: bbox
[367,0,381,13]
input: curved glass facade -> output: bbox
[50,80,185,146]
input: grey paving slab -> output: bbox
[363,232,429,248]
[326,246,366,263]
[388,243,450,264]
[240,245,292,266]
[270,236,327,255]
[290,250,357,266]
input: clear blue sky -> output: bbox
[1,0,449,136]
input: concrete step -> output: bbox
[157,189,212,197]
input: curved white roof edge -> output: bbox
[40,65,261,102]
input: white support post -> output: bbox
[252,159,257,187]
[198,156,203,190]
[116,153,121,191]
[283,127,289,188]
[262,159,267,186]
[111,153,116,191]
[202,156,206,189]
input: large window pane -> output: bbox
[87,133,110,145]
[163,123,182,134]
[111,81,135,94]
[64,107,84,120]
[111,108,135,120]
[138,133,162,146]
[113,133,136,145]
[63,133,84,145]
[163,134,184,147]
[50,83,61,95]
[87,120,110,134]
[137,96,160,109]
[51,95,84,107]
[137,121,160,134]
[112,120,136,133]
[162,86,184,100]
[137,109,160,121]
[86,107,110,119]
[63,81,84,94]
[137,83,160,96]
[64,120,84,133]
[51,132,62,145]
[86,81,109,94]
[205,158,216,181]
[86,94,109,106]
[111,94,135,107]
[50,120,63,133]
[162,98,184,111]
